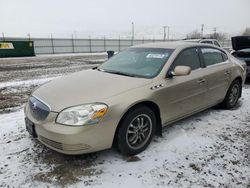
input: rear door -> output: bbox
[156,47,209,123]
[200,47,231,105]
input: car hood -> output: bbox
[232,36,250,51]
[33,69,151,112]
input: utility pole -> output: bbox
[118,35,121,51]
[163,26,166,40]
[131,22,134,41]
[201,24,204,38]
[163,26,170,40]
[51,33,55,54]
[27,33,31,41]
[89,35,92,53]
[104,35,106,52]
[71,34,75,53]
[74,31,77,39]
[2,32,5,41]
[213,27,217,39]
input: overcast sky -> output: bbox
[0,0,249,39]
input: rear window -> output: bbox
[221,52,228,61]
[214,41,221,47]
[201,48,226,66]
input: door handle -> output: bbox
[197,78,206,84]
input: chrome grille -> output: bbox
[29,96,50,121]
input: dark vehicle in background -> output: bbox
[231,36,250,78]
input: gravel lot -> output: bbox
[0,53,106,113]
[0,54,249,187]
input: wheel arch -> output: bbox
[112,101,162,147]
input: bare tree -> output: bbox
[242,27,250,36]
[206,32,228,41]
[186,30,202,39]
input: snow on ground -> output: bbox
[0,85,249,187]
[37,52,108,58]
[0,54,249,187]
[0,77,58,88]
[0,52,107,61]
[0,54,105,112]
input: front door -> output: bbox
[155,47,208,124]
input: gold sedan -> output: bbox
[25,42,246,156]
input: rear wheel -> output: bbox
[220,80,241,109]
[116,106,156,156]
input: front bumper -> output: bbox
[24,104,118,155]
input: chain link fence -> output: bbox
[1,37,232,55]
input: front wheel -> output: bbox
[116,106,156,156]
[220,80,241,109]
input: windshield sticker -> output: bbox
[146,53,167,59]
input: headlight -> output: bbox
[56,103,108,126]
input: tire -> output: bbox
[220,80,241,109]
[116,106,156,156]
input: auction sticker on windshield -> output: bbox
[146,53,167,59]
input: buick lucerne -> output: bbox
[25,42,246,156]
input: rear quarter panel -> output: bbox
[228,54,246,85]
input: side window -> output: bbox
[201,40,213,44]
[201,48,226,66]
[214,41,221,47]
[170,48,201,71]
[221,52,228,61]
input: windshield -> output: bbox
[98,48,174,78]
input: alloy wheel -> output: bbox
[126,114,153,150]
[229,84,240,106]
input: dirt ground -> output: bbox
[0,54,249,187]
[0,54,106,113]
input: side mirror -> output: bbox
[167,66,191,78]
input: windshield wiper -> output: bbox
[95,67,104,71]
[110,71,135,77]
[97,69,135,77]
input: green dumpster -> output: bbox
[0,41,35,57]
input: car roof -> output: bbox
[183,39,202,42]
[132,41,214,50]
[184,38,218,42]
